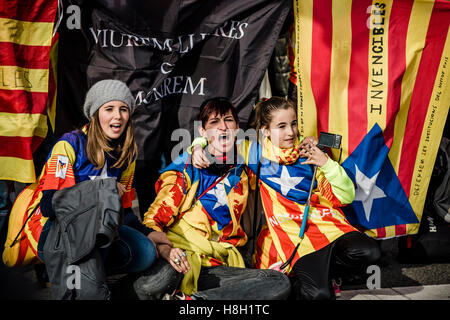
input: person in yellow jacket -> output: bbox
[191,97,381,300]
[133,97,291,300]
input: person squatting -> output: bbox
[3,82,380,300]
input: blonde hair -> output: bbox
[86,110,137,169]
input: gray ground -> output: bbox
[1,237,449,300]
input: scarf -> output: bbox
[167,218,245,295]
[262,136,302,165]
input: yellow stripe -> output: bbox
[0,17,53,46]
[389,0,434,172]
[408,28,450,222]
[262,184,314,264]
[406,223,420,235]
[0,112,48,138]
[259,229,271,268]
[0,157,36,183]
[0,65,49,93]
[294,0,317,138]
[328,0,352,162]
[366,0,393,133]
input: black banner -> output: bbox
[56,0,290,211]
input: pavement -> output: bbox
[1,240,449,300]
[1,201,449,300]
[340,284,450,300]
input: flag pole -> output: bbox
[280,164,317,270]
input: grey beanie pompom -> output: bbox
[83,79,135,120]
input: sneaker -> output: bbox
[332,278,342,298]
[162,290,193,300]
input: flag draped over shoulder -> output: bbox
[294,0,450,239]
[0,0,59,183]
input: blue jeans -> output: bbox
[38,222,156,275]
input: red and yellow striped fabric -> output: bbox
[254,174,358,273]
[0,0,59,183]
[293,0,450,238]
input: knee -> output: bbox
[358,240,381,265]
[293,281,333,300]
[258,270,292,299]
[343,235,382,265]
[140,239,157,269]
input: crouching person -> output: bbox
[20,80,156,299]
[133,97,291,300]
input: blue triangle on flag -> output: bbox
[341,123,419,230]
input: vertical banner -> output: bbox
[294,0,450,238]
[0,0,59,183]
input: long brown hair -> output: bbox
[251,96,297,140]
[86,110,137,169]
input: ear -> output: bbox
[198,125,207,138]
[261,126,270,137]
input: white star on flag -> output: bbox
[89,162,110,180]
[353,164,386,222]
[267,166,304,197]
[209,176,231,210]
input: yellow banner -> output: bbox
[0,18,53,46]
[0,112,48,138]
[0,157,36,183]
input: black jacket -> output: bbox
[43,178,123,300]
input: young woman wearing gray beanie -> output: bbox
[8,79,156,299]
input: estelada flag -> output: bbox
[293,0,450,238]
[0,0,59,183]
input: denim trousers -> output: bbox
[38,222,156,275]
[134,258,291,300]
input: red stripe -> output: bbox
[0,90,48,114]
[384,0,413,148]
[302,219,330,251]
[397,4,450,195]
[0,42,51,69]
[376,227,386,238]
[347,0,372,154]
[320,208,357,234]
[277,193,332,250]
[268,239,279,267]
[0,136,44,160]
[0,0,58,22]
[395,224,406,236]
[310,0,332,134]
[260,183,300,262]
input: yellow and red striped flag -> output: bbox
[294,0,450,239]
[0,0,59,183]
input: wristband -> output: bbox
[187,136,208,154]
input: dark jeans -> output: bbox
[134,259,291,300]
[291,231,381,300]
[38,221,156,275]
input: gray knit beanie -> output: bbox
[83,79,135,120]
